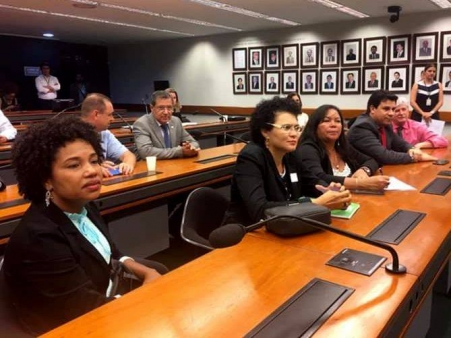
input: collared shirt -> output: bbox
[393,119,448,148]
[0,109,17,140]
[35,74,61,100]
[100,130,127,162]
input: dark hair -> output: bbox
[286,92,303,111]
[81,93,111,117]
[371,45,377,50]
[2,82,18,95]
[40,62,50,70]
[424,63,436,72]
[394,72,400,76]
[150,90,172,106]
[366,90,398,114]
[12,116,104,203]
[250,97,299,146]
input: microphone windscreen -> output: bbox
[209,223,246,248]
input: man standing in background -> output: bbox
[35,62,60,110]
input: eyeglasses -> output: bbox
[266,123,303,133]
[154,106,173,112]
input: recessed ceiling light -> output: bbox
[43,33,54,37]
[72,0,98,9]
[308,0,369,18]
[429,0,451,8]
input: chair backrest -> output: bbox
[180,187,230,250]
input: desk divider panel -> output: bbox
[420,177,451,195]
[195,154,237,164]
[102,171,161,186]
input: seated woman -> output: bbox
[286,92,309,129]
[392,97,448,149]
[3,116,166,335]
[296,104,390,197]
[224,97,351,226]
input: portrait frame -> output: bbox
[321,41,340,68]
[232,48,247,71]
[388,35,411,65]
[248,72,263,94]
[265,71,281,94]
[411,64,427,86]
[320,69,339,95]
[413,32,438,63]
[362,66,384,94]
[340,68,360,95]
[282,44,299,69]
[341,39,361,67]
[386,65,409,94]
[300,69,318,95]
[265,46,281,70]
[439,31,451,63]
[282,70,298,94]
[248,47,264,70]
[363,37,386,66]
[300,42,319,68]
[233,72,247,94]
[439,64,451,94]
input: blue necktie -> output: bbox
[162,124,171,148]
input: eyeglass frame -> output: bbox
[266,123,303,133]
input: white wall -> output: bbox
[108,11,451,111]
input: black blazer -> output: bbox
[225,143,310,226]
[3,201,123,335]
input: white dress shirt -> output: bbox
[0,109,17,140]
[35,75,61,100]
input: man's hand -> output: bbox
[181,142,199,157]
[118,162,134,175]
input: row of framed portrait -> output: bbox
[233,31,451,71]
[233,64,451,95]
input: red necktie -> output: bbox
[379,127,387,147]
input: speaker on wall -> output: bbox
[154,80,170,91]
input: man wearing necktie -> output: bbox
[419,40,431,56]
[305,49,314,63]
[133,91,200,159]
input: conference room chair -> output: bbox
[180,187,229,250]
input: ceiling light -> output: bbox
[428,0,451,8]
[308,0,369,18]
[72,0,98,9]
[43,33,54,37]
[188,0,300,26]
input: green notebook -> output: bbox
[331,202,360,219]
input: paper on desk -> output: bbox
[421,118,445,136]
[182,122,198,126]
[385,177,416,191]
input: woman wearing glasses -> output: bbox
[225,97,351,226]
[296,104,390,197]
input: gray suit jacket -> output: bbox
[133,113,199,159]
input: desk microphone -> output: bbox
[114,111,133,132]
[210,108,227,122]
[209,215,406,274]
[51,102,82,119]
[224,133,249,144]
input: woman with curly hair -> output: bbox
[2,116,166,335]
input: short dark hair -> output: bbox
[150,90,172,106]
[40,62,50,70]
[81,93,111,117]
[286,92,303,111]
[366,90,398,114]
[371,45,377,50]
[250,97,299,146]
[394,72,400,76]
[12,116,104,203]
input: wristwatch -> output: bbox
[360,166,372,176]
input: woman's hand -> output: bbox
[359,175,390,190]
[315,182,342,194]
[352,168,370,179]
[313,189,352,210]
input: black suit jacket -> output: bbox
[447,46,451,55]
[345,81,355,89]
[392,79,403,88]
[347,113,413,164]
[268,82,276,89]
[3,202,123,335]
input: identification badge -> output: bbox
[290,173,299,183]
[426,98,432,106]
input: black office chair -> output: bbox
[180,187,230,250]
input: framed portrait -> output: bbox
[341,39,361,67]
[439,64,451,93]
[265,71,280,94]
[300,42,319,68]
[300,69,318,95]
[233,72,247,94]
[386,65,409,94]
[364,37,386,66]
[321,41,339,68]
[248,72,263,94]
[340,68,360,95]
[320,69,339,95]
[362,66,384,94]
[282,71,298,94]
[249,47,264,70]
[388,35,411,65]
[282,44,299,69]
[232,48,247,71]
[265,46,280,70]
[413,32,438,63]
[440,31,451,62]
[411,64,426,86]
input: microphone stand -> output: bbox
[142,94,149,114]
[224,133,249,144]
[114,111,133,133]
[210,108,228,122]
[51,102,82,119]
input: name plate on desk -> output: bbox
[102,171,161,186]
[246,279,354,338]
[420,177,451,195]
[195,154,237,164]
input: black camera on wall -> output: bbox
[388,5,402,23]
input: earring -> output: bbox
[265,137,270,149]
[45,190,52,207]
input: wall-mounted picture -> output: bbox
[439,64,451,93]
[413,32,438,63]
[321,41,339,68]
[282,44,299,69]
[300,42,319,68]
[282,71,298,94]
[265,71,280,94]
[300,70,318,95]
[265,46,280,70]
[232,48,247,71]
[340,68,360,95]
[233,72,247,94]
[411,64,426,86]
[248,72,263,94]
[388,35,410,65]
[386,65,409,93]
[362,66,384,94]
[364,37,386,66]
[320,69,339,95]
[249,47,264,70]
[440,31,451,63]
[341,39,361,67]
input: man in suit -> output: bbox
[419,40,431,57]
[391,72,403,88]
[286,76,294,89]
[446,71,451,88]
[236,77,244,90]
[133,91,200,159]
[304,74,314,89]
[305,49,314,63]
[269,52,277,65]
[325,48,335,62]
[324,74,334,89]
[252,51,260,65]
[447,39,451,55]
[286,51,295,64]
[347,90,433,164]
[268,76,277,89]
[345,73,356,89]
[251,76,259,89]
[346,48,356,61]
[369,46,380,60]
[394,43,405,58]
[368,72,379,88]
